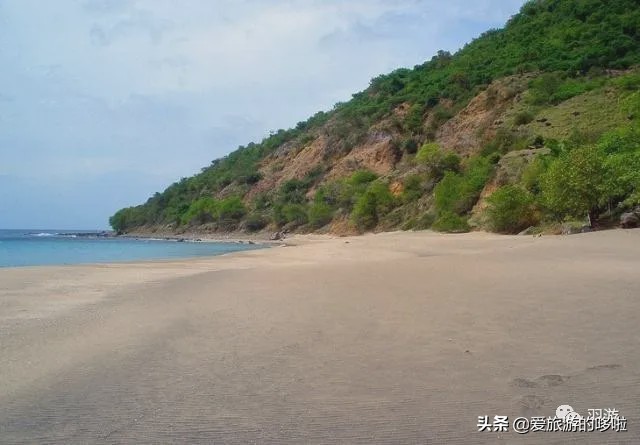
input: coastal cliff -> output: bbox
[111,0,640,236]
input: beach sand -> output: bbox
[1,230,638,444]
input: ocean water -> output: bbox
[0,230,262,268]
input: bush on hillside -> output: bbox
[348,170,379,186]
[244,213,268,232]
[402,174,425,203]
[541,145,610,223]
[274,203,308,228]
[308,199,334,229]
[401,138,419,154]
[181,197,218,226]
[521,157,550,194]
[351,182,397,231]
[486,185,539,233]
[415,143,461,179]
[434,156,493,215]
[431,211,470,233]
[217,196,246,221]
[514,110,535,126]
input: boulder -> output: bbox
[620,212,639,229]
[270,231,284,241]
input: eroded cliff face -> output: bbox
[436,76,531,155]
[238,75,531,205]
[253,131,400,194]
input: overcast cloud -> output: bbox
[0,0,525,229]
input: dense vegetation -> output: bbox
[111,0,640,235]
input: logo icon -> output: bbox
[556,405,582,424]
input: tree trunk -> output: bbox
[588,209,597,228]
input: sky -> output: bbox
[0,0,525,229]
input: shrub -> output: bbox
[486,186,538,233]
[415,143,461,179]
[252,193,271,211]
[402,138,419,154]
[541,145,609,223]
[244,213,268,232]
[281,203,308,227]
[404,103,425,133]
[348,170,378,186]
[238,172,263,185]
[278,179,308,204]
[434,172,465,214]
[430,155,493,233]
[413,211,436,230]
[351,182,396,231]
[598,127,640,207]
[217,196,246,221]
[402,174,424,203]
[521,157,550,194]
[308,201,334,228]
[434,156,493,215]
[181,197,218,226]
[612,73,640,91]
[324,170,380,213]
[514,110,535,126]
[432,211,470,233]
[481,127,530,155]
[528,72,563,105]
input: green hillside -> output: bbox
[110,0,640,235]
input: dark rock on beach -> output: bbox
[270,231,284,241]
[621,210,640,229]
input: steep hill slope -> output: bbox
[111,0,640,236]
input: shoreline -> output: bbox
[118,231,283,246]
[1,229,639,443]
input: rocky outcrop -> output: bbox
[620,208,640,228]
[494,148,551,186]
[325,131,400,181]
[436,76,530,155]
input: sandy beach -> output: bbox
[1,230,638,444]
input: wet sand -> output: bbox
[1,230,639,444]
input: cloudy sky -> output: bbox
[0,0,525,229]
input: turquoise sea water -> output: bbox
[0,230,262,268]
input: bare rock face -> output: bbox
[326,132,399,181]
[494,148,551,186]
[620,209,640,229]
[436,75,529,155]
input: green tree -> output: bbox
[433,156,492,215]
[181,197,218,226]
[351,182,396,231]
[599,127,640,207]
[541,145,609,224]
[486,186,539,233]
[217,196,246,228]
